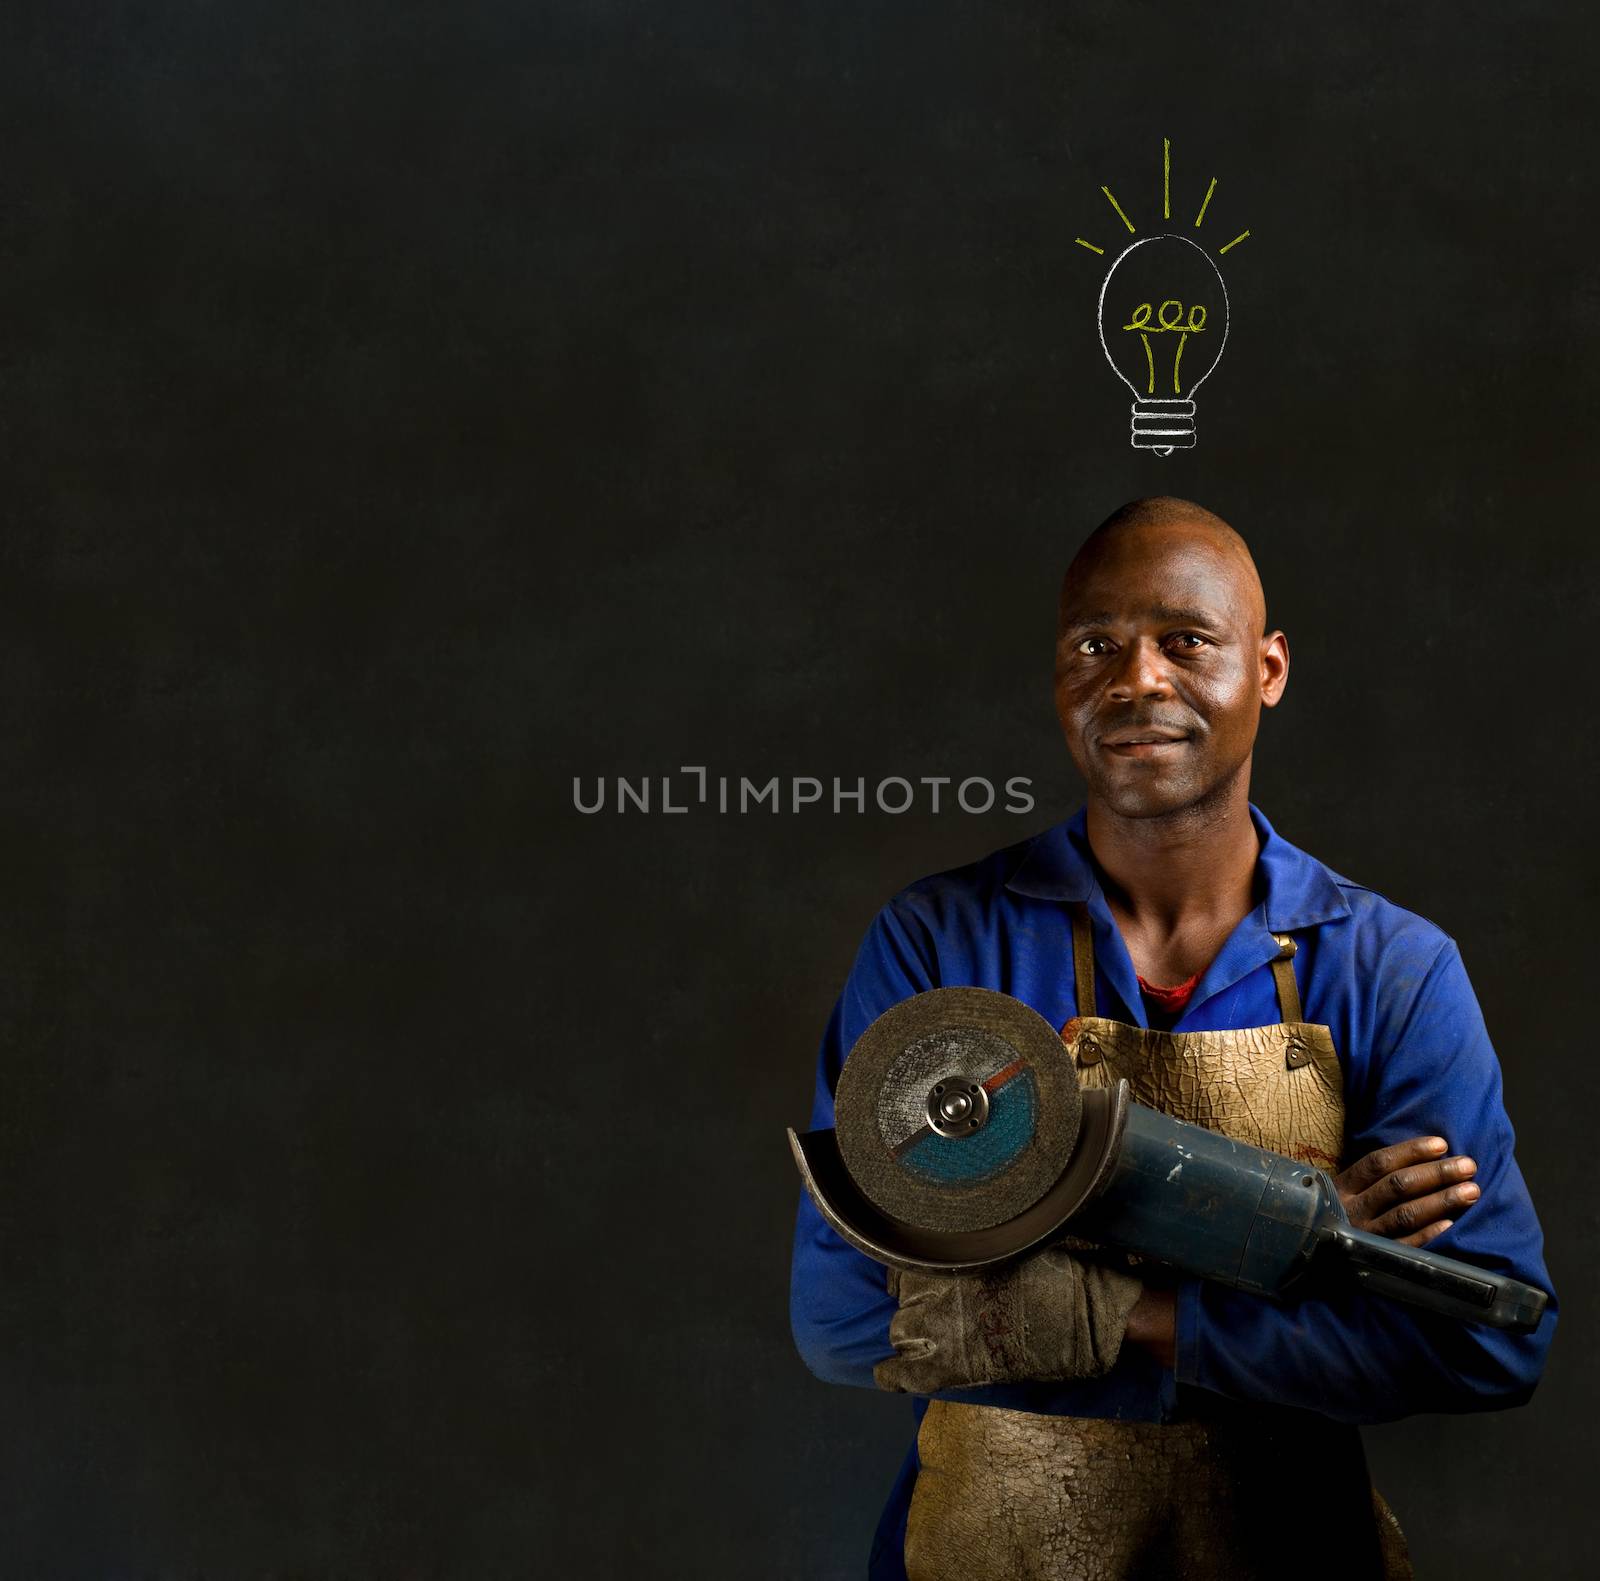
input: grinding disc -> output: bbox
[833,987,1083,1235]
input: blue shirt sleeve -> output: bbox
[789,904,934,1388]
[1174,938,1558,1424]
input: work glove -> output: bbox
[873,1246,1143,1393]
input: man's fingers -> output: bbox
[1339,1135,1448,1192]
[1354,1154,1477,1218]
[1334,1137,1484,1241]
[1398,1219,1453,1249]
[1366,1184,1480,1240]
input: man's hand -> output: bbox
[873,1251,1144,1393]
[1332,1135,1479,1247]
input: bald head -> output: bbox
[1062,497,1266,639]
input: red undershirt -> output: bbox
[1136,970,1202,1016]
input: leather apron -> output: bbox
[902,907,1412,1581]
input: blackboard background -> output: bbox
[4,2,1596,1576]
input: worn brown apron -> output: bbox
[902,907,1412,1581]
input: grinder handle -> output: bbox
[1320,1225,1548,1331]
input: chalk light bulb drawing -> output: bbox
[1076,141,1251,455]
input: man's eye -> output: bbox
[1165,632,1208,652]
[1076,636,1111,656]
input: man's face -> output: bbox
[1053,526,1284,820]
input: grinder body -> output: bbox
[1072,1101,1545,1329]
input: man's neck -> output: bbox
[1084,774,1261,978]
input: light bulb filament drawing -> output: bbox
[1122,300,1207,396]
[1075,140,1251,454]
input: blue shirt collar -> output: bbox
[1005,803,1350,934]
[1005,804,1350,1027]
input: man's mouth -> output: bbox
[1099,727,1192,758]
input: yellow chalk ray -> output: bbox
[1101,186,1136,234]
[1083,146,1252,272]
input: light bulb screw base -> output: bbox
[1130,399,1196,457]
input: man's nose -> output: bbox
[1106,638,1174,702]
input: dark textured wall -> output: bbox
[4,2,1595,1575]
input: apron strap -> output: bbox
[1072,906,1306,1025]
[1269,934,1303,1023]
[1069,902,1096,1016]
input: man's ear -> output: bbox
[1260,630,1290,708]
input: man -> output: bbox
[789,497,1555,1580]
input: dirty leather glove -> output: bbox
[873,1247,1144,1393]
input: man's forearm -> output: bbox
[1123,1283,1176,1370]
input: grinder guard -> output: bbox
[789,1081,1129,1273]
